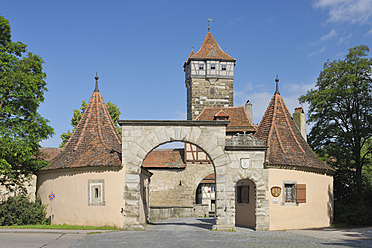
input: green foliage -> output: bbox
[300,45,372,225]
[0,15,54,189]
[59,100,122,148]
[0,196,48,226]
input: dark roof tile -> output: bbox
[185,32,235,65]
[43,85,122,170]
[195,106,256,132]
[142,149,185,168]
[255,92,333,173]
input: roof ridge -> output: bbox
[278,96,305,154]
[201,106,245,110]
[239,105,254,127]
[61,94,93,152]
[95,93,112,151]
[214,109,229,117]
[45,78,122,170]
[73,102,92,151]
[186,32,235,64]
[102,99,122,145]
[266,94,278,158]
[273,122,286,154]
[255,87,332,172]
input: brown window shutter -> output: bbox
[296,184,306,203]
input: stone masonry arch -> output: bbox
[119,120,231,230]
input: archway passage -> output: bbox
[119,120,229,229]
[195,173,216,217]
[235,179,256,228]
[141,141,215,222]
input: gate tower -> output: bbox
[184,31,236,120]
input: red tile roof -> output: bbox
[142,149,185,168]
[255,91,334,174]
[39,147,61,162]
[195,106,256,132]
[200,173,215,184]
[214,110,229,118]
[185,32,235,65]
[43,83,122,170]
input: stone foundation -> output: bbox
[149,206,194,222]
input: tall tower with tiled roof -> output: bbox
[255,78,333,174]
[45,75,122,170]
[184,31,236,120]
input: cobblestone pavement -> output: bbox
[72,218,372,248]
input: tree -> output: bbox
[299,45,372,201]
[0,15,54,190]
[60,100,121,147]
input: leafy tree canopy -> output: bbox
[60,100,121,148]
[299,45,372,198]
[0,15,54,189]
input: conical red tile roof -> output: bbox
[44,79,122,170]
[255,85,333,174]
[185,32,235,65]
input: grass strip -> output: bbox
[0,224,118,230]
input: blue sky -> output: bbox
[2,0,372,147]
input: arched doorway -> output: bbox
[141,141,215,222]
[235,179,256,228]
[195,173,216,217]
[119,120,229,229]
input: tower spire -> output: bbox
[94,73,99,92]
[275,75,280,95]
[207,18,212,32]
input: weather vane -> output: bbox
[208,18,212,31]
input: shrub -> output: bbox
[0,195,48,226]
[334,200,372,226]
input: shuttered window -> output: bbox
[284,184,295,202]
[296,184,306,203]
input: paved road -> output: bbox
[0,229,103,248]
[1,218,372,248]
[72,218,372,248]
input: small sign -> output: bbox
[271,186,281,197]
[48,192,56,201]
[273,199,279,204]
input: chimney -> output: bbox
[245,100,253,124]
[293,107,307,142]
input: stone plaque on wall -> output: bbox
[240,158,250,169]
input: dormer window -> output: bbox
[214,110,229,121]
[210,64,215,70]
[199,64,204,70]
[221,65,226,71]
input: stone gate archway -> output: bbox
[119,120,231,230]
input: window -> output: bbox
[210,64,215,70]
[283,183,307,204]
[237,185,249,203]
[284,184,295,203]
[221,64,226,71]
[199,64,204,70]
[88,179,105,206]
